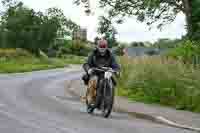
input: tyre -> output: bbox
[101,80,114,118]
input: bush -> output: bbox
[164,40,200,63]
[0,48,32,59]
[58,54,86,64]
[117,56,200,112]
[70,41,92,56]
[57,47,72,57]
[115,44,126,56]
[0,49,16,57]
[55,40,92,57]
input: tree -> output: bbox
[94,36,100,45]
[191,0,200,40]
[97,16,118,48]
[152,38,181,48]
[97,16,112,34]
[105,29,118,48]
[74,0,199,40]
[0,0,80,55]
[46,7,80,38]
[130,41,145,47]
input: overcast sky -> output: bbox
[22,0,187,43]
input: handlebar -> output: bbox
[92,67,116,73]
[89,67,120,78]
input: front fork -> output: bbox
[101,78,113,108]
[96,77,113,108]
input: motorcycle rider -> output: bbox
[82,38,120,111]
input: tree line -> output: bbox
[0,0,80,55]
[128,39,181,48]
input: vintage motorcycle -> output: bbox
[86,67,117,118]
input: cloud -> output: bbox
[114,13,186,43]
[22,0,186,42]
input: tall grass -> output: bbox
[117,55,200,112]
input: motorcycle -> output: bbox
[86,67,117,118]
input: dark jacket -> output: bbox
[83,49,120,73]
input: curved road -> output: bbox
[0,68,195,133]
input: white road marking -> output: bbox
[156,116,200,132]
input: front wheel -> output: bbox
[101,79,114,118]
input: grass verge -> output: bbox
[117,55,200,113]
[0,55,85,73]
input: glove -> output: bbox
[88,68,93,75]
[105,71,112,79]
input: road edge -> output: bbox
[113,104,200,132]
[64,79,200,132]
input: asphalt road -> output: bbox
[0,68,196,133]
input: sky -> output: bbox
[21,0,187,43]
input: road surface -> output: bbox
[0,68,196,133]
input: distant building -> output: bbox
[72,28,87,41]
